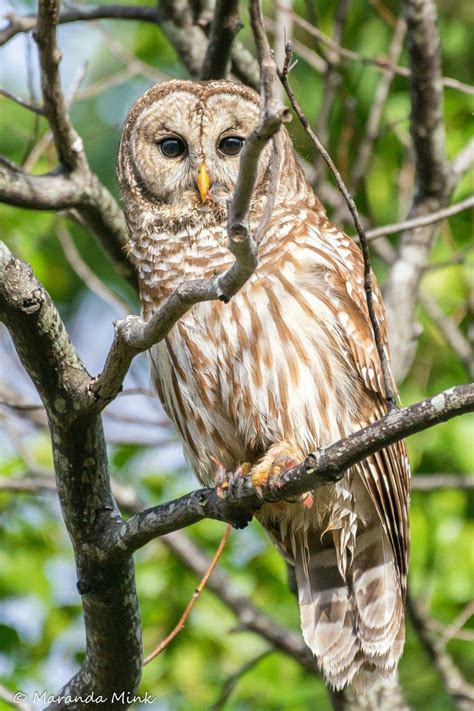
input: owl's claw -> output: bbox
[213,458,251,500]
[252,453,300,499]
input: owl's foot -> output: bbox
[251,452,299,497]
[251,445,313,507]
[213,458,251,500]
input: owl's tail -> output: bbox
[293,518,405,692]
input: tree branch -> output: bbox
[35,0,87,171]
[412,474,474,491]
[383,0,454,381]
[109,383,474,554]
[0,246,141,710]
[365,196,474,241]
[287,8,474,96]
[407,594,474,711]
[200,0,242,80]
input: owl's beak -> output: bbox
[197,161,211,203]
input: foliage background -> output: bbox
[0,0,472,709]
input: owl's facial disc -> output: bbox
[130,88,265,209]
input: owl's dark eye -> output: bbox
[159,137,186,158]
[218,136,244,157]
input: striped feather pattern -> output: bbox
[118,80,410,693]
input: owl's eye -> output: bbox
[159,137,186,158]
[218,136,244,157]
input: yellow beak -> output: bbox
[197,161,211,203]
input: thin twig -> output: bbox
[312,0,350,181]
[56,223,130,315]
[412,474,474,491]
[350,16,406,193]
[288,9,474,96]
[365,195,474,241]
[210,648,274,710]
[279,43,397,410]
[0,87,45,115]
[144,523,232,664]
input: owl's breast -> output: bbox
[151,245,358,483]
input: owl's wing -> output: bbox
[320,224,410,586]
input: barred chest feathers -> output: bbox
[141,207,361,486]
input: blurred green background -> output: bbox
[0,1,472,709]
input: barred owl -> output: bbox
[117,80,410,692]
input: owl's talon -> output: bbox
[213,460,251,500]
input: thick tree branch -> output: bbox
[109,384,474,554]
[35,0,87,171]
[200,0,241,80]
[0,244,141,709]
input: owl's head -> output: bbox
[118,80,306,226]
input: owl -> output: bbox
[117,80,410,692]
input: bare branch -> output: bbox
[365,195,474,241]
[0,6,161,47]
[412,474,474,491]
[0,88,44,115]
[402,0,451,200]
[161,531,319,673]
[110,384,474,553]
[287,9,474,96]
[312,0,350,181]
[279,45,397,409]
[350,17,407,193]
[200,0,241,80]
[452,139,474,180]
[420,293,473,379]
[35,0,87,171]
[56,222,130,315]
[383,0,455,381]
[0,161,82,209]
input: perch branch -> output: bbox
[110,383,474,553]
